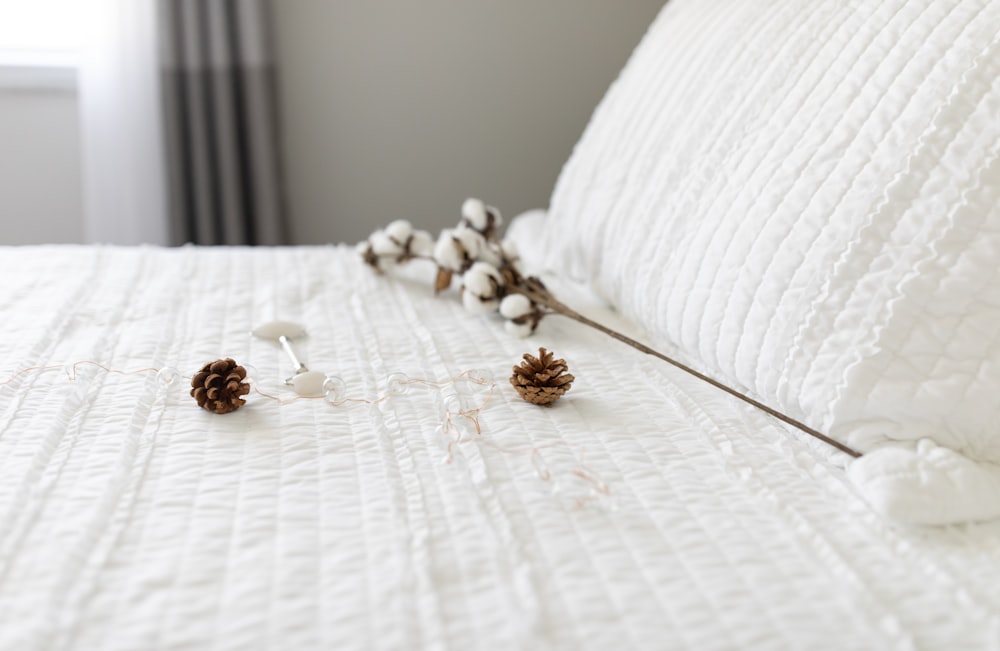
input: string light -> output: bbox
[0,359,611,509]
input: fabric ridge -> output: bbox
[0,244,999,649]
[540,0,1000,524]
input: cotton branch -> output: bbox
[359,201,862,458]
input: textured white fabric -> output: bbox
[541,0,1000,523]
[1,245,1000,649]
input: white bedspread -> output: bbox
[1,245,998,650]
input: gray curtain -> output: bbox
[159,0,287,245]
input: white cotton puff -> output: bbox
[385,219,413,243]
[468,261,502,283]
[499,294,532,319]
[355,240,370,255]
[462,268,496,298]
[462,290,499,315]
[504,320,534,338]
[486,205,503,228]
[409,230,434,257]
[433,229,465,271]
[500,238,519,260]
[461,198,488,230]
[370,230,403,256]
[453,227,486,259]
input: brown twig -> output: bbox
[364,249,863,458]
[511,277,862,459]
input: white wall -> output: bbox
[0,87,84,244]
[273,0,665,245]
[0,2,665,247]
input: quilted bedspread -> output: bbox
[1,244,999,650]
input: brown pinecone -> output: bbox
[510,348,574,405]
[190,358,250,414]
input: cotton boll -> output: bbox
[504,320,534,338]
[462,271,493,297]
[410,230,434,257]
[434,228,493,273]
[462,273,500,298]
[385,219,413,243]
[467,261,503,285]
[500,238,519,260]
[462,264,501,299]
[486,205,503,228]
[498,238,521,271]
[468,261,500,277]
[358,239,385,271]
[454,227,487,258]
[461,198,488,230]
[462,290,499,315]
[499,294,532,319]
[370,230,403,256]
[463,263,504,314]
[434,229,465,271]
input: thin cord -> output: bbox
[1,361,612,507]
[0,361,159,385]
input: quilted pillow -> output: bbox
[539,0,1000,524]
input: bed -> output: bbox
[4,0,1000,649]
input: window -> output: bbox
[0,0,85,87]
[0,0,85,67]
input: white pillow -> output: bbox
[541,0,1000,524]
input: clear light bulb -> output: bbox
[385,372,410,395]
[156,367,181,388]
[323,375,346,404]
[442,396,480,439]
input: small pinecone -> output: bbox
[510,348,574,405]
[190,358,250,414]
